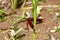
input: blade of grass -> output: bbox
[14,28,23,36]
[14,0,19,9]
[0,9,9,14]
[56,25,60,40]
[11,0,19,9]
[32,0,38,32]
[58,5,60,9]
[11,0,26,28]
[31,0,38,40]
[22,0,26,7]
[11,0,14,6]
[0,15,6,22]
[23,5,59,10]
[56,25,60,32]
[31,33,35,40]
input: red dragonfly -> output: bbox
[19,13,43,32]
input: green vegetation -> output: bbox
[1,0,60,40]
[32,0,38,32]
[11,0,19,9]
[0,9,9,21]
[0,9,9,14]
[0,15,6,22]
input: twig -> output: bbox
[14,28,24,36]
[23,5,59,10]
[0,29,11,33]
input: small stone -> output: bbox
[51,34,55,40]
[50,30,56,33]
[5,36,9,40]
[38,16,43,19]
[55,12,59,16]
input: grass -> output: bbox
[0,15,6,22]
[31,33,35,40]
[11,0,38,40]
[56,6,60,40]
[56,25,60,40]
[0,0,38,40]
[0,0,26,40]
[1,0,60,40]
[58,5,60,9]
[9,0,26,40]
[0,8,9,14]
[11,0,19,9]
[0,8,9,21]
[32,0,38,32]
[31,0,38,40]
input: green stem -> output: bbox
[31,0,38,40]
[31,33,35,40]
[32,0,38,32]
[10,36,15,40]
[14,0,18,9]
[0,9,9,14]
[11,0,18,9]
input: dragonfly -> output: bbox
[18,12,43,32]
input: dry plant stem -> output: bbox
[23,5,59,10]
[10,28,24,40]
[0,29,11,33]
[11,0,14,6]
[0,9,9,14]
[21,0,26,9]
[11,10,26,28]
[11,0,26,28]
[11,7,26,28]
[10,2,26,40]
[14,28,24,36]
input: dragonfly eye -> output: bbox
[25,12,30,18]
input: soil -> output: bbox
[0,0,60,40]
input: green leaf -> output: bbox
[0,9,9,14]
[56,25,60,32]
[0,15,6,22]
[58,5,60,9]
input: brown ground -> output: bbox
[0,0,60,40]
